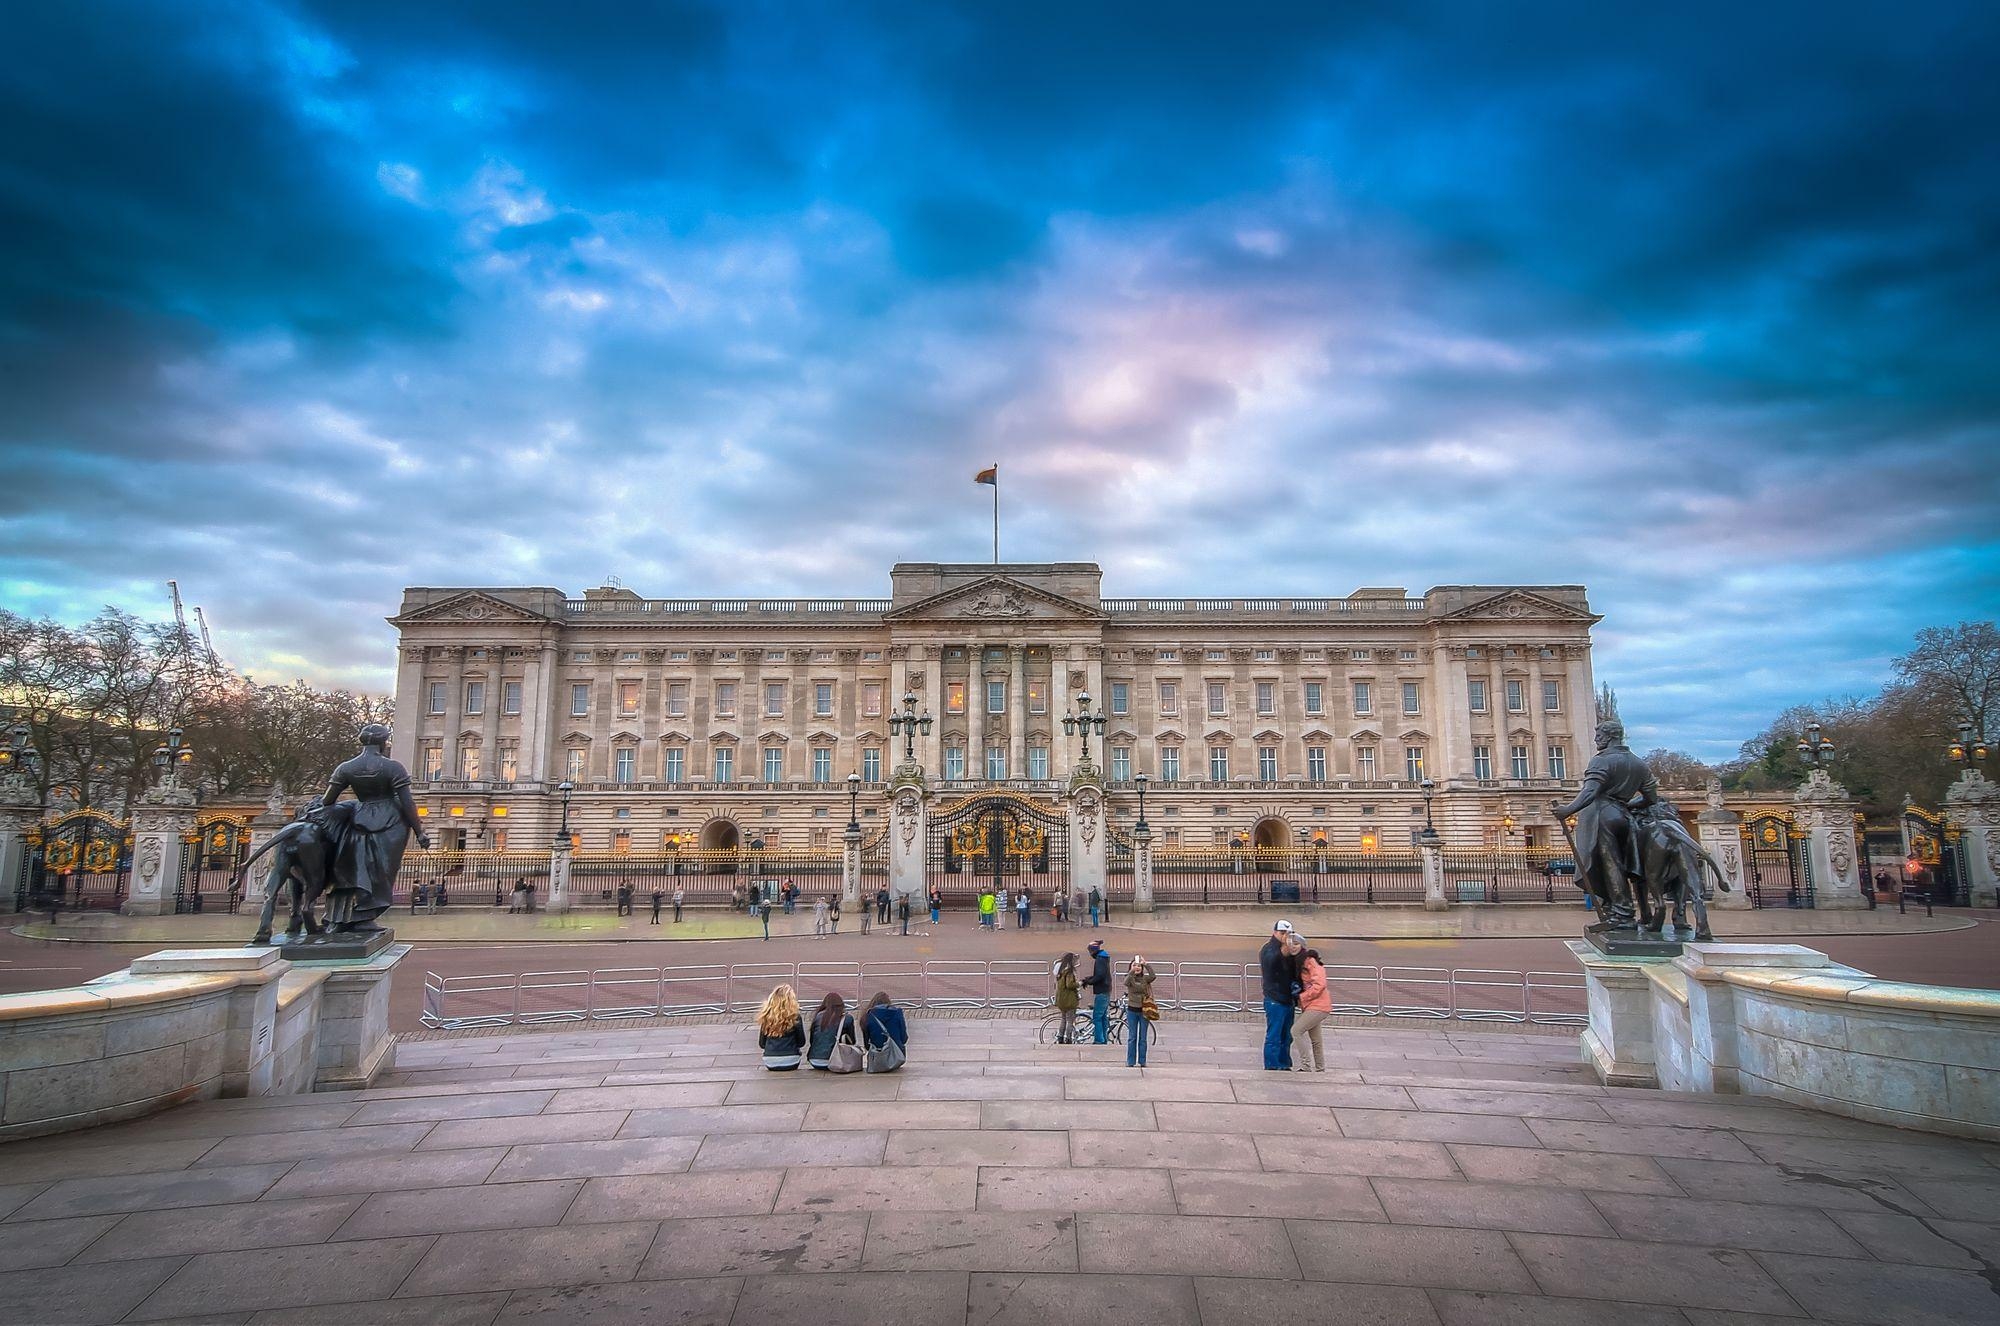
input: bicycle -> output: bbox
[1036,1005,1163,1049]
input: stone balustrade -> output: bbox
[1573,940,2000,1141]
[0,944,405,1141]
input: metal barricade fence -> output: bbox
[418,959,1591,1030]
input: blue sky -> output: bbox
[3,2,1996,760]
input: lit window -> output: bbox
[1352,681,1372,716]
[947,681,967,714]
[862,682,883,717]
[1028,681,1047,715]
[618,681,640,716]
[1473,745,1493,780]
[1209,747,1230,781]
[1111,747,1131,782]
[763,748,784,783]
[502,681,522,716]
[1158,682,1178,715]
[1404,746,1426,781]
[570,683,589,717]
[464,682,484,716]
[1257,746,1277,780]
[1306,747,1326,781]
[812,748,832,782]
[1160,747,1181,781]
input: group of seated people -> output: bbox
[756,985,909,1072]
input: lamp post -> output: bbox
[152,726,194,784]
[887,691,933,765]
[1500,811,1517,843]
[0,722,40,789]
[1418,777,1440,844]
[845,771,862,833]
[1796,720,1836,770]
[1062,691,1107,766]
[556,780,575,844]
[1946,720,1991,773]
[1133,772,1149,833]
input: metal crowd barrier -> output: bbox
[422,960,1588,1030]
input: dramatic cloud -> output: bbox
[3,1,1996,758]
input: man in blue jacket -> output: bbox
[1259,920,1299,1070]
[1082,940,1113,1044]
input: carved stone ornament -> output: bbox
[1987,833,2000,878]
[1827,830,1854,881]
[1793,767,1852,807]
[137,836,163,884]
[643,649,666,663]
[965,591,1031,618]
[905,671,926,691]
[1068,670,1087,688]
[1704,775,1725,811]
[1721,843,1740,878]
[894,788,921,851]
[1072,785,1102,847]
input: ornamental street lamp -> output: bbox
[1796,720,1836,769]
[556,780,575,844]
[1133,772,1150,833]
[1947,720,1991,772]
[887,692,933,764]
[0,722,40,786]
[1500,811,1517,843]
[1418,777,1439,844]
[845,771,862,833]
[152,726,193,784]
[1062,691,1107,765]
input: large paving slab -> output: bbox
[1,1015,1996,1324]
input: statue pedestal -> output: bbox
[1566,940,1665,1088]
[292,943,409,1091]
[278,928,394,962]
[1585,927,1683,959]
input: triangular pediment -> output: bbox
[390,591,557,627]
[1155,728,1186,744]
[1439,590,1598,625]
[883,575,1106,623]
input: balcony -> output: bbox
[563,598,892,619]
[1100,597,1428,617]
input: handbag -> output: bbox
[864,1037,906,1073]
[827,1017,865,1074]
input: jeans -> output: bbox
[1262,998,1296,1070]
[1092,993,1110,1044]
[930,905,940,923]
[1126,1006,1150,1066]
[1089,906,1099,927]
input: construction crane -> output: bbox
[166,581,224,673]
[194,606,218,668]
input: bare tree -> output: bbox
[1896,621,2000,740]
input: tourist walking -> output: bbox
[1259,920,1299,1070]
[1055,889,1068,925]
[997,885,1010,925]
[1124,955,1157,1068]
[813,896,829,937]
[759,897,772,940]
[649,889,663,924]
[807,993,858,1071]
[756,984,805,1071]
[1052,952,1080,1043]
[672,886,684,923]
[1292,945,1332,1072]
[861,894,873,934]
[862,992,909,1072]
[897,895,911,935]
[1082,940,1113,1044]
[1017,889,1031,928]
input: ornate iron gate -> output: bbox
[179,815,251,913]
[36,810,130,911]
[1742,813,1812,908]
[1901,804,1968,906]
[925,793,1067,908]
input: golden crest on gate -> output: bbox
[1006,822,1045,856]
[952,822,989,856]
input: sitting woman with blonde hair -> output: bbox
[757,983,806,1071]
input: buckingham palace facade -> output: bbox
[388,562,1597,858]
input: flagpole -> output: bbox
[992,464,999,564]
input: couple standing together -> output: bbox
[1260,919,1332,1072]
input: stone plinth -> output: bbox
[841,826,862,909]
[1067,776,1107,907]
[1566,939,1664,1087]
[887,775,927,899]
[1697,794,1751,910]
[294,943,409,1091]
[0,791,37,915]
[1420,838,1446,911]
[546,841,573,913]
[125,782,198,916]
[1946,769,2000,907]
[1129,825,1155,913]
[1793,769,1867,909]
[129,947,290,1097]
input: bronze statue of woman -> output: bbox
[318,723,429,931]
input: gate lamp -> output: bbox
[152,727,193,783]
[1947,721,1990,770]
[1133,772,1149,833]
[1796,721,1835,768]
[887,692,933,763]
[1062,691,1107,764]
[845,771,862,833]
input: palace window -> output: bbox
[713,747,733,782]
[565,748,585,782]
[571,650,590,662]
[464,681,484,716]
[418,741,442,779]
[862,650,881,661]
[1543,680,1562,712]
[987,680,1006,714]
[1404,746,1426,781]
[666,682,688,718]
[1511,744,1531,779]
[1157,650,1178,662]
[1351,649,1372,661]
[1207,681,1227,716]
[815,683,834,717]
[765,682,785,717]
[812,748,832,783]
[620,651,640,662]
[1110,682,1129,715]
[427,681,446,715]
[1548,744,1568,780]
[946,681,967,714]
[1160,747,1181,781]
[862,748,882,783]
[1158,681,1178,715]
[1352,681,1372,715]
[862,682,883,717]
[765,650,785,662]
[1402,682,1421,716]
[813,650,833,662]
[1209,747,1230,781]
[1028,680,1047,714]
[611,829,631,854]
[811,827,830,849]
[1257,746,1277,781]
[1304,681,1323,715]
[715,682,736,716]
[1506,679,1525,712]
[1468,679,1488,713]
[986,745,1007,780]
[1028,746,1049,780]
[719,650,737,662]
[1473,745,1493,780]
[1399,649,1418,661]
[1256,681,1276,716]
[498,742,519,782]
[1357,746,1377,780]
[1254,649,1275,661]
[570,683,590,717]
[763,748,784,783]
[944,746,967,780]
[618,681,639,717]
[1206,650,1227,661]
[1164,828,1180,847]
[1306,746,1327,781]
[663,747,685,783]
[669,650,688,662]
[492,828,507,851]
[502,681,522,716]
[614,748,635,784]
[1111,747,1131,782]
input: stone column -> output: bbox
[126,781,198,916]
[1420,833,1447,911]
[1130,823,1155,913]
[0,778,38,914]
[967,645,986,783]
[1794,769,1866,909]
[887,773,928,898]
[1946,769,2000,907]
[547,838,573,914]
[1697,780,1751,910]
[1068,771,1107,910]
[841,824,863,909]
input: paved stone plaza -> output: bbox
[1,1016,1997,1324]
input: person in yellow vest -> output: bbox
[979,889,997,930]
